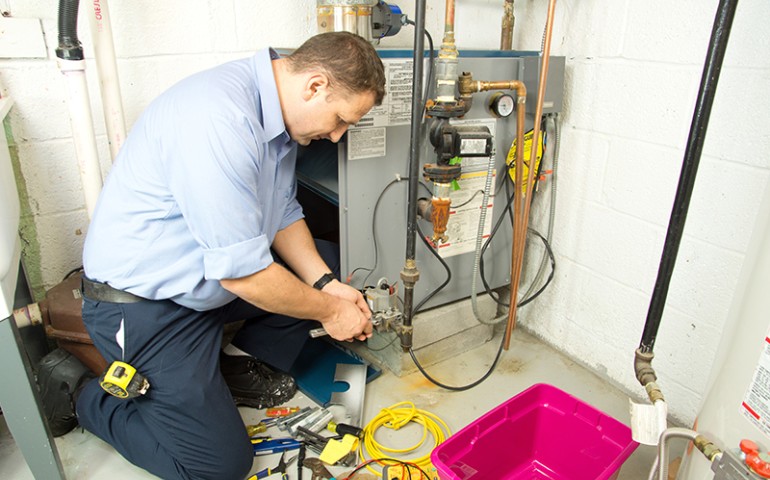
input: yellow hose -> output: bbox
[358,401,451,477]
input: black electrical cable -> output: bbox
[63,266,84,280]
[409,329,506,392]
[480,122,555,307]
[356,178,407,287]
[408,185,503,391]
[413,221,451,313]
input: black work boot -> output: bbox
[36,348,95,437]
[219,353,297,409]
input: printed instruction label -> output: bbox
[437,169,495,258]
[741,331,770,438]
[347,58,416,159]
[353,58,415,129]
[347,127,386,161]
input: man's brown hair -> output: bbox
[286,32,386,106]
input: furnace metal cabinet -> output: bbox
[297,50,564,311]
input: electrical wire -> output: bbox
[341,457,431,480]
[356,177,408,288]
[414,221,451,313]
[520,113,560,301]
[358,401,450,477]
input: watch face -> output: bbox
[493,94,515,117]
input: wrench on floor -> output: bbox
[303,457,334,480]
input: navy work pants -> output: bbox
[76,240,339,480]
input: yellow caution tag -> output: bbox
[506,128,544,194]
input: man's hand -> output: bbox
[322,280,371,319]
[321,295,373,342]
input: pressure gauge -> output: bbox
[489,92,515,118]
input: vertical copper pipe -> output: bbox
[504,0,557,350]
[501,0,514,50]
[445,0,455,34]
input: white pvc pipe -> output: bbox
[58,59,103,219]
[88,0,126,160]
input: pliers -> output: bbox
[248,451,297,480]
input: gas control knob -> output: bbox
[489,92,515,118]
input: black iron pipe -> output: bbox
[399,0,427,350]
[639,0,738,353]
[56,0,84,60]
[405,0,427,263]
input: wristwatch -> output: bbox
[312,272,336,290]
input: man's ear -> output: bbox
[302,72,330,101]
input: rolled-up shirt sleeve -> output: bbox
[203,234,274,280]
[280,178,304,231]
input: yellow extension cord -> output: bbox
[358,401,451,478]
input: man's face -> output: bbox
[290,87,376,146]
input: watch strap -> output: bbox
[312,272,336,290]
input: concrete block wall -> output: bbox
[515,0,770,426]
[0,0,768,425]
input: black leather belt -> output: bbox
[82,277,145,303]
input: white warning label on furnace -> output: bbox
[741,333,770,438]
[348,127,386,160]
[352,58,417,129]
[437,170,495,258]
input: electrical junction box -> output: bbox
[296,50,565,313]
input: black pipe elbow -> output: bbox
[56,0,84,60]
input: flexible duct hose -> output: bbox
[57,0,84,60]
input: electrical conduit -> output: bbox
[460,78,527,325]
[57,0,103,219]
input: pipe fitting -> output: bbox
[400,259,420,286]
[694,434,722,461]
[645,381,665,404]
[634,348,657,385]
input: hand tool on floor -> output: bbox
[297,443,307,480]
[246,417,279,437]
[303,457,335,480]
[327,421,363,438]
[266,406,301,417]
[251,437,302,456]
[99,361,150,398]
[248,451,297,480]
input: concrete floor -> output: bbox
[0,327,659,479]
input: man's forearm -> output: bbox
[272,219,332,285]
[220,262,371,341]
[220,262,334,321]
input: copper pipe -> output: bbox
[504,0,557,350]
[445,0,455,36]
[501,0,514,50]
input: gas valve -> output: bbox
[363,278,402,333]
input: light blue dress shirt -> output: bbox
[83,48,304,311]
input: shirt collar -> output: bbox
[254,48,290,144]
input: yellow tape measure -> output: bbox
[99,361,150,398]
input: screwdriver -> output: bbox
[327,421,363,438]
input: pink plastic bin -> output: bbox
[431,383,638,480]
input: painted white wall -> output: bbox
[0,0,768,426]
